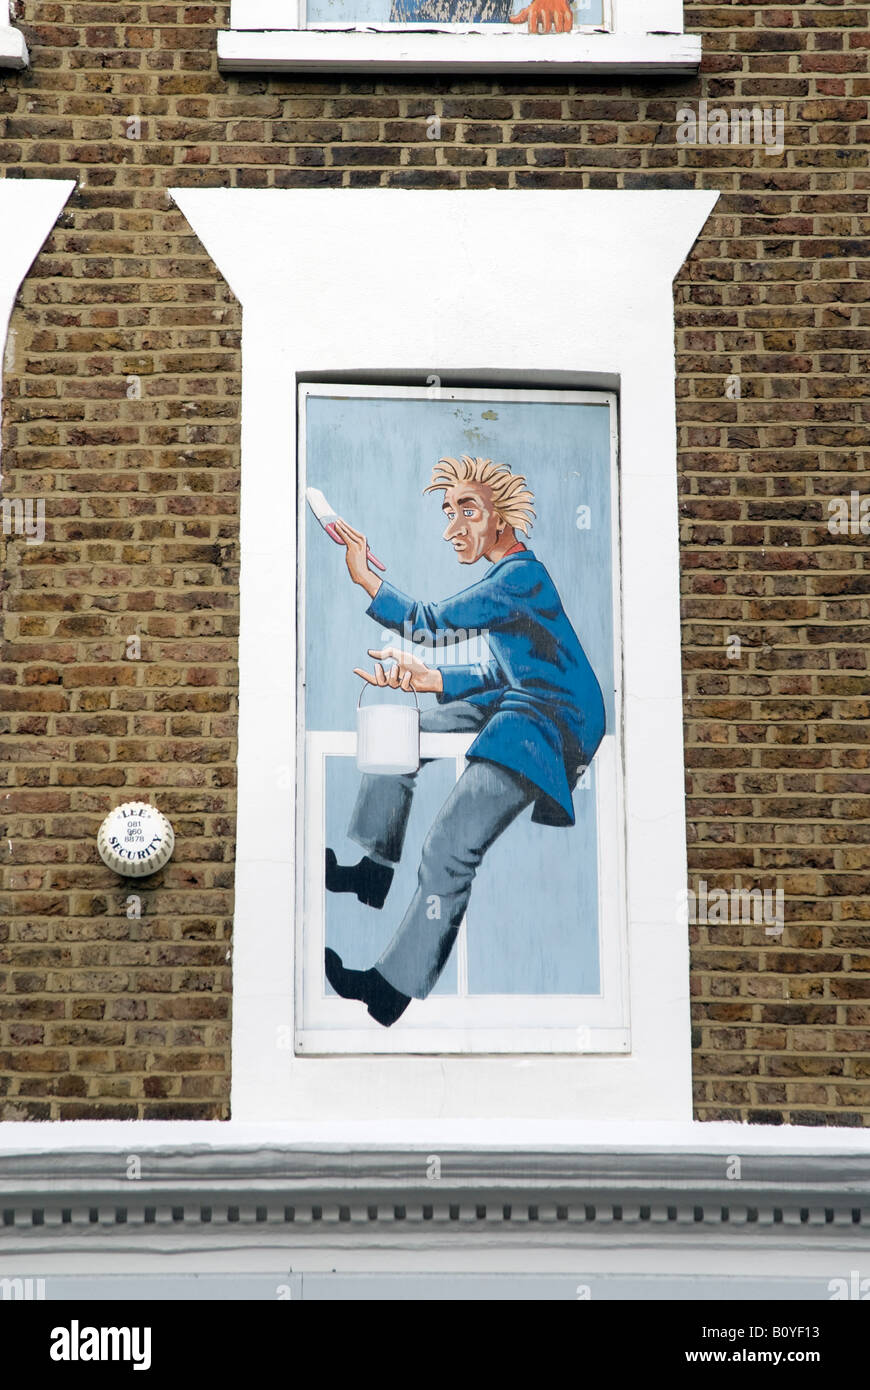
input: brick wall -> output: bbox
[0,2,867,1122]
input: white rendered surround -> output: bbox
[6,1117,870,1153]
[169,187,718,1130]
[0,2,28,68]
[0,181,75,479]
[218,0,701,74]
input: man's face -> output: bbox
[441,482,502,564]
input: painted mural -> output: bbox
[305,0,603,28]
[299,386,619,1040]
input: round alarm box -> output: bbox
[97,801,175,877]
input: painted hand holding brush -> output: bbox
[332,518,385,600]
[305,486,385,599]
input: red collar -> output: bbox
[502,541,527,558]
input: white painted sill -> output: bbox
[0,19,28,68]
[216,28,701,74]
[4,1118,870,1158]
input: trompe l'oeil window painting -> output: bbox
[296,384,627,1055]
[303,0,604,27]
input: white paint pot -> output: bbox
[356,680,420,775]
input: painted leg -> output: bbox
[326,701,486,908]
[375,759,537,999]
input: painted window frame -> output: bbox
[217,0,701,75]
[295,381,629,1056]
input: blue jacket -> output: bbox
[366,549,607,827]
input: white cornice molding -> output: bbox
[4,1142,870,1199]
[1,1126,866,1283]
[0,1143,867,1276]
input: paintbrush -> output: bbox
[305,487,386,572]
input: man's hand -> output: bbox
[510,0,573,31]
[354,647,444,695]
[332,518,382,600]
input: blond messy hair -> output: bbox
[423,455,536,536]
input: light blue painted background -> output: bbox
[303,391,614,995]
[307,0,602,23]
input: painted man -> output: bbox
[325,455,606,1026]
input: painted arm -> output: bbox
[437,661,504,704]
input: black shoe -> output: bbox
[325,849,394,909]
[324,948,410,1028]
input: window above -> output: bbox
[0,2,28,68]
[218,0,701,75]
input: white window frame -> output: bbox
[168,184,718,1129]
[296,381,628,1056]
[218,0,701,75]
[0,1,28,68]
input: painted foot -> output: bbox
[325,849,394,909]
[324,948,410,1027]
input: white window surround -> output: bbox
[163,185,717,1132]
[217,0,701,74]
[0,2,28,68]
[0,180,75,481]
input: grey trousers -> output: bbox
[347,701,537,999]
